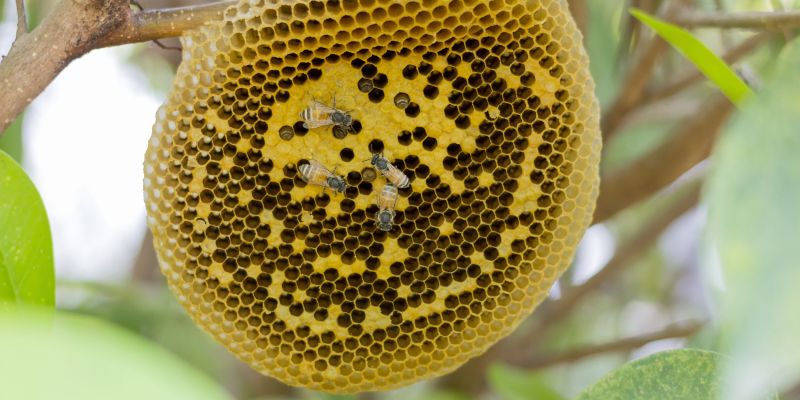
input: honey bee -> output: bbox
[299,94,354,131]
[298,156,349,195]
[375,184,399,231]
[369,153,410,188]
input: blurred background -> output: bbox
[1,0,798,399]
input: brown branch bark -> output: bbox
[512,321,704,370]
[601,35,669,142]
[131,229,159,282]
[671,9,800,30]
[16,0,29,38]
[593,93,733,224]
[641,31,771,105]
[0,0,236,136]
[566,0,588,37]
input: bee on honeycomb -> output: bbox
[143,0,601,394]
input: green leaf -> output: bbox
[0,310,234,400]
[704,37,800,399]
[0,150,54,311]
[575,349,777,399]
[629,9,753,105]
[0,111,24,164]
[488,363,565,400]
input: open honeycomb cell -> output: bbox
[143,0,600,394]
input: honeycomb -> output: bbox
[142,0,600,393]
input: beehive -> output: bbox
[143,0,600,393]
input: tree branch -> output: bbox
[512,321,705,370]
[16,0,28,38]
[0,0,236,136]
[601,34,668,142]
[641,31,771,105]
[103,2,234,48]
[671,9,800,30]
[593,93,732,224]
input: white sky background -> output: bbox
[2,7,163,282]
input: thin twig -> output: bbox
[602,33,668,142]
[16,0,28,38]
[603,0,686,141]
[615,0,656,72]
[593,93,732,224]
[712,0,732,50]
[641,31,771,105]
[512,321,705,370]
[670,9,800,30]
[129,0,182,51]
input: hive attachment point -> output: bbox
[394,93,411,109]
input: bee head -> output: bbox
[343,114,353,128]
[369,154,380,165]
[376,210,394,231]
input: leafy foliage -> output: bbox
[487,364,565,400]
[0,310,234,400]
[705,37,800,399]
[0,150,54,311]
[575,349,777,399]
[630,9,753,105]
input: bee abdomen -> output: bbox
[298,164,312,180]
[398,175,410,188]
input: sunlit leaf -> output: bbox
[575,349,777,399]
[488,363,565,400]
[704,37,800,399]
[0,111,24,164]
[0,310,234,400]
[0,150,54,311]
[630,9,753,105]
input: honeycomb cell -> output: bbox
[144,0,600,394]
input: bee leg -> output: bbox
[332,93,337,109]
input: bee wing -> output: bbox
[308,159,334,177]
[383,166,410,188]
[299,159,335,187]
[304,119,336,129]
[308,100,337,113]
[302,101,338,129]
